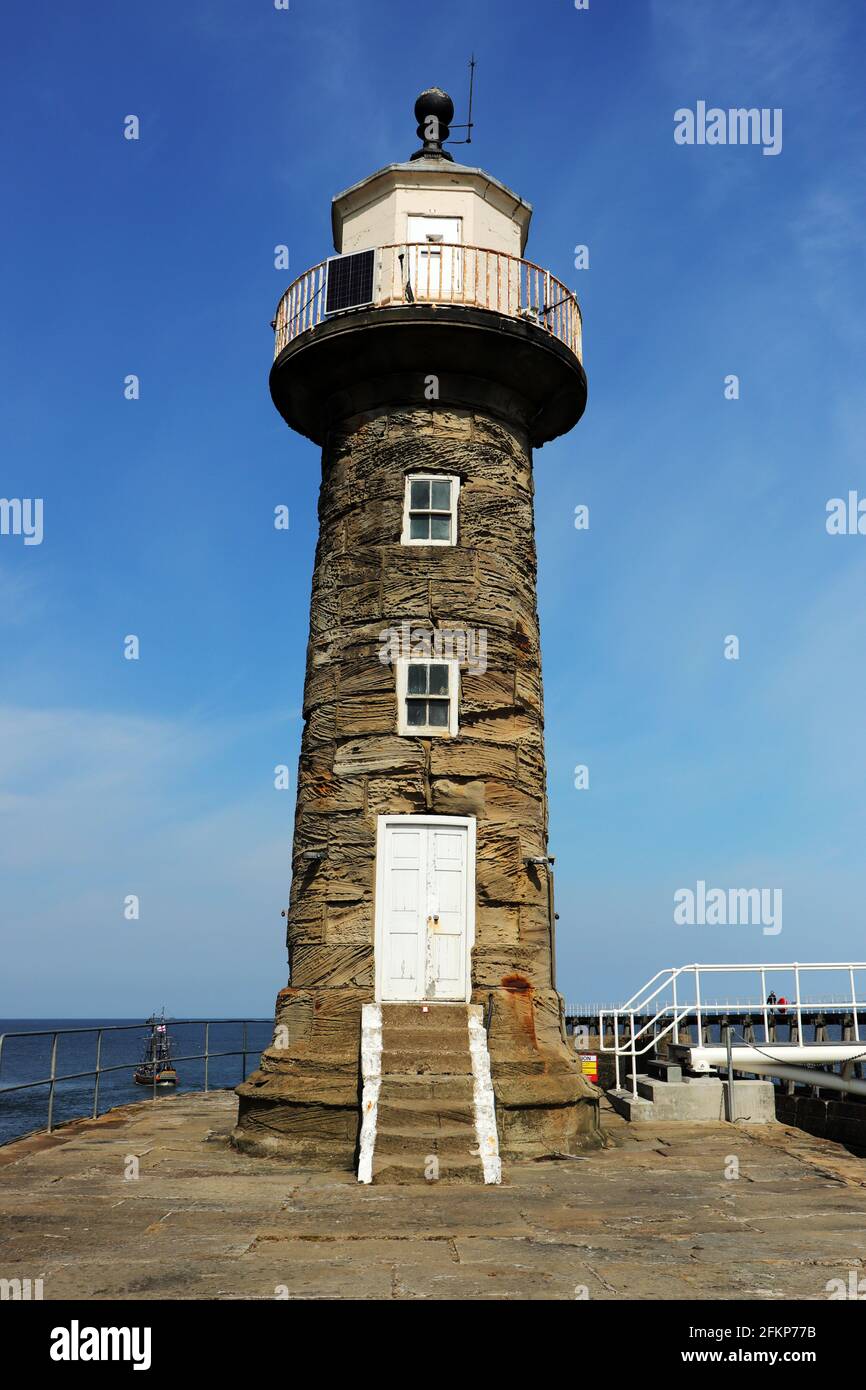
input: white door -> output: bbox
[376,815,474,1002]
[407,216,462,301]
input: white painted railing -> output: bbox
[599,963,866,1098]
[272,244,583,361]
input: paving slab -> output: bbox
[1,1091,865,1300]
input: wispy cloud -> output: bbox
[650,0,847,90]
[0,564,47,629]
[0,704,291,1012]
[791,180,866,344]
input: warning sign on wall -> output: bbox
[578,1053,598,1084]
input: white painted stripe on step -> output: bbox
[357,1003,382,1184]
[467,1006,502,1185]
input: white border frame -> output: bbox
[401,473,460,547]
[395,655,459,736]
[374,814,476,1004]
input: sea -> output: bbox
[0,1018,274,1146]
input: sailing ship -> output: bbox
[133,1012,178,1086]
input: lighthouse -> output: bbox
[234,89,599,1180]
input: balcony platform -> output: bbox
[270,301,587,448]
[270,242,586,447]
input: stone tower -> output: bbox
[234,89,599,1177]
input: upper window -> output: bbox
[396,658,459,736]
[402,474,459,546]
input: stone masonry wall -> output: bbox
[289,403,551,997]
[235,402,599,1160]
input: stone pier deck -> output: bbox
[1,1092,865,1300]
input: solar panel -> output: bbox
[325,250,375,314]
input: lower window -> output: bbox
[396,658,459,736]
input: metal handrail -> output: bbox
[0,1019,271,1136]
[599,964,866,1098]
[272,243,583,361]
[609,962,866,1017]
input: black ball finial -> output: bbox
[410,87,455,162]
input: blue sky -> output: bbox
[2,0,865,1016]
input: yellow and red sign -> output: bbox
[578,1053,598,1084]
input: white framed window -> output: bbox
[396,657,459,736]
[401,474,459,546]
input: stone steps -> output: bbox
[377,1098,477,1127]
[378,1073,476,1101]
[383,1025,470,1052]
[375,1122,479,1157]
[357,1002,501,1185]
[380,1048,472,1073]
[370,1155,485,1185]
[381,1003,470,1028]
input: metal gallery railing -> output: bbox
[0,1019,271,1135]
[598,963,866,1098]
[272,243,583,361]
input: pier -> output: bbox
[2,1090,866,1300]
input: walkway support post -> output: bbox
[725,1026,735,1122]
